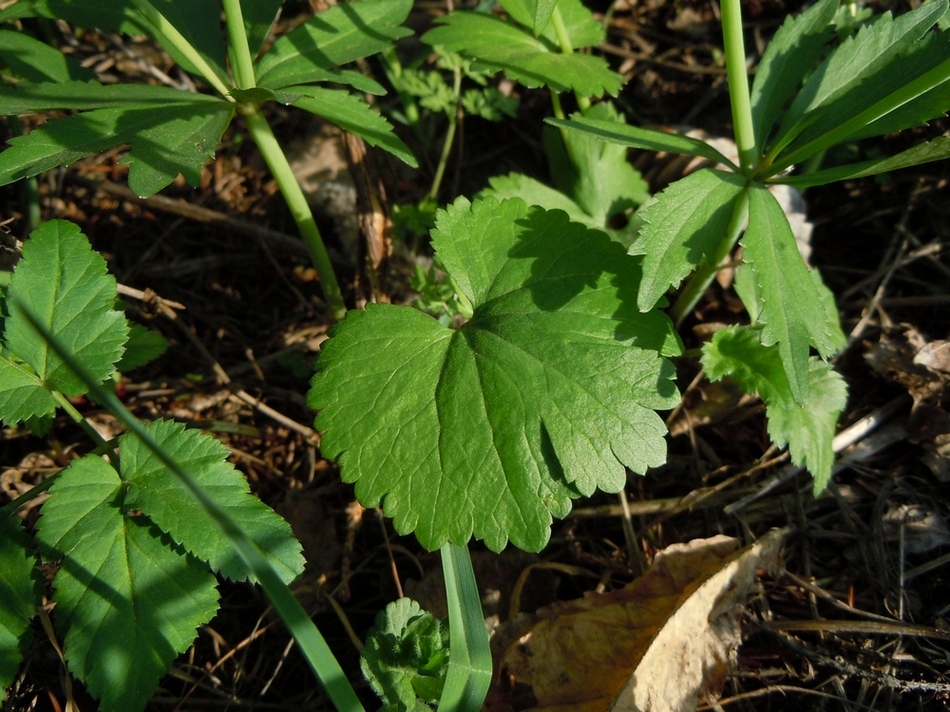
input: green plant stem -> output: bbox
[129,0,233,99]
[241,106,346,320]
[670,185,750,324]
[720,0,756,172]
[550,7,591,113]
[53,390,112,451]
[438,542,491,712]
[222,0,256,90]
[17,301,365,712]
[428,68,463,201]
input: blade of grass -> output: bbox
[14,298,364,712]
[438,542,492,712]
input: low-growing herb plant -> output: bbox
[0,0,420,319]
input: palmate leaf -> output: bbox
[4,220,127,398]
[120,420,305,584]
[740,185,844,404]
[35,456,220,712]
[702,325,848,491]
[0,513,39,703]
[280,86,417,167]
[422,13,622,97]
[310,197,680,552]
[254,0,413,90]
[0,100,234,196]
[631,169,748,311]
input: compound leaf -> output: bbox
[310,197,680,553]
[702,325,847,491]
[0,513,39,704]
[740,185,842,403]
[423,12,622,97]
[360,598,449,711]
[120,419,304,585]
[35,456,220,712]
[631,169,748,311]
[281,86,416,167]
[255,0,414,89]
[4,220,127,398]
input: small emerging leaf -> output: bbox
[360,598,449,711]
[310,198,680,552]
[35,456,220,712]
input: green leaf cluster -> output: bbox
[360,598,450,711]
[309,196,681,552]
[421,0,623,98]
[0,221,304,710]
[0,0,417,198]
[545,0,950,489]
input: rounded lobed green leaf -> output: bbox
[310,197,680,552]
[0,514,40,704]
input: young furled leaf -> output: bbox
[2,220,128,399]
[310,197,680,552]
[702,325,848,491]
[360,598,449,711]
[739,185,842,403]
[35,456,220,712]
[120,420,305,585]
[0,514,39,703]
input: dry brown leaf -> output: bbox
[489,530,785,712]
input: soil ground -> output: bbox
[2,1,949,710]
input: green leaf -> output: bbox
[360,598,449,711]
[35,456,220,712]
[547,115,739,169]
[0,101,233,195]
[701,325,848,491]
[547,103,650,229]
[423,13,622,97]
[631,168,748,311]
[777,135,950,188]
[116,323,169,372]
[499,0,602,45]
[772,0,948,153]
[749,0,837,149]
[255,0,414,90]
[739,185,842,403]
[0,513,39,704]
[4,220,127,397]
[499,0,558,36]
[120,419,304,584]
[309,197,680,552]
[118,103,235,197]
[0,353,59,424]
[15,0,141,35]
[0,30,95,83]
[147,0,229,84]
[0,81,223,114]
[281,86,417,167]
[241,0,283,59]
